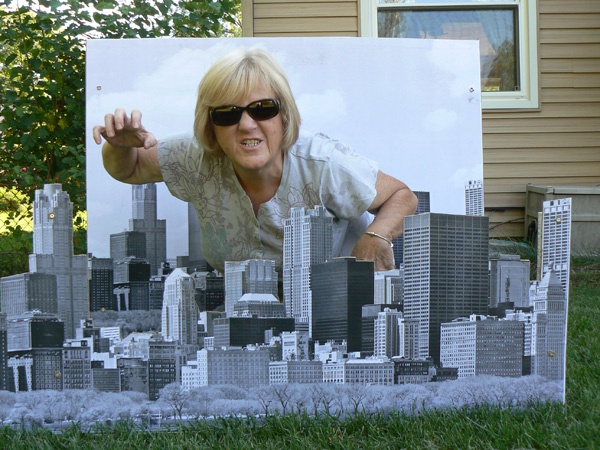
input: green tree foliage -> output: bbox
[0,0,240,216]
[0,0,239,276]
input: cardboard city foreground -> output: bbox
[0,37,570,421]
[0,181,569,414]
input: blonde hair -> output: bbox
[194,48,301,155]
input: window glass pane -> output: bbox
[378,8,519,92]
[380,0,517,5]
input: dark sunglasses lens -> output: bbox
[210,99,280,126]
[247,99,279,121]
[211,106,242,126]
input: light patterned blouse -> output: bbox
[158,131,379,273]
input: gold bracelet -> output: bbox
[364,231,394,248]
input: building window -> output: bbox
[361,0,538,109]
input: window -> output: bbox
[360,0,539,109]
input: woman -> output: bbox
[93,48,417,274]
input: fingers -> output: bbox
[130,109,142,129]
[374,252,395,271]
[142,133,158,149]
[92,125,105,145]
[93,109,146,145]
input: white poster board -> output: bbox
[86,37,483,259]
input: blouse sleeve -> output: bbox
[316,134,379,220]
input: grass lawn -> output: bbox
[1,257,598,449]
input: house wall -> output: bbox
[242,0,600,238]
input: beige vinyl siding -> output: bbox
[243,0,600,238]
[247,0,359,36]
[483,0,600,237]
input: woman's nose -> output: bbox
[238,110,257,129]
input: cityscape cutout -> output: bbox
[0,38,570,424]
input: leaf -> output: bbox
[5,53,18,66]
[96,2,118,11]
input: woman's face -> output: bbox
[212,85,285,180]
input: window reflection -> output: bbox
[378,8,519,92]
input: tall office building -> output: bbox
[311,257,374,352]
[110,231,146,262]
[28,184,87,340]
[113,257,151,311]
[161,268,198,349]
[0,313,7,391]
[6,311,65,391]
[392,191,430,266]
[403,213,489,364]
[192,271,225,311]
[440,315,524,378]
[398,316,420,359]
[489,255,531,310]
[148,338,187,400]
[88,257,115,312]
[541,198,571,296]
[129,183,167,276]
[373,308,403,358]
[374,269,403,306]
[361,304,387,356]
[283,206,333,333]
[531,269,567,382]
[224,260,278,318]
[62,339,92,390]
[148,262,174,311]
[505,309,534,375]
[465,180,484,216]
[188,202,207,271]
[0,272,57,316]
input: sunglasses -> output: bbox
[209,98,281,126]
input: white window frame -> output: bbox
[360,0,539,110]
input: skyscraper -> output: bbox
[113,257,151,311]
[129,183,167,276]
[440,315,523,378]
[361,304,386,356]
[489,255,531,310]
[88,257,114,312]
[283,206,333,333]
[188,202,207,271]
[28,184,87,339]
[392,191,430,266]
[465,180,484,216]
[541,198,571,296]
[62,339,92,390]
[373,308,403,358]
[311,257,374,352]
[6,311,65,391]
[403,213,489,364]
[148,338,187,401]
[109,231,146,262]
[0,272,57,316]
[373,269,403,306]
[0,313,7,391]
[161,268,198,349]
[532,269,567,382]
[224,260,278,318]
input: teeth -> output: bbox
[243,139,260,146]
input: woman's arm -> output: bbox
[351,171,418,271]
[93,108,163,184]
